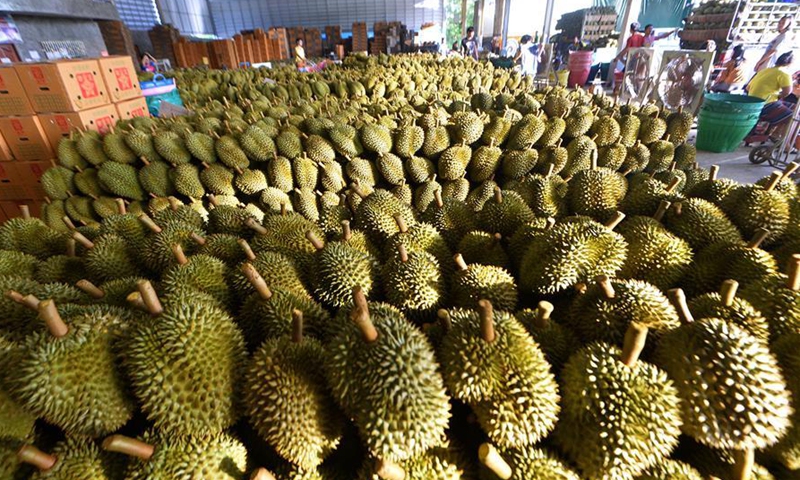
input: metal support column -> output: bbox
[542,0,556,42]
[501,0,511,50]
[461,0,469,36]
[474,0,485,40]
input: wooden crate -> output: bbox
[268,28,290,60]
[304,28,322,57]
[208,39,238,69]
[352,22,369,53]
[97,20,137,60]
[324,26,342,53]
[148,24,181,66]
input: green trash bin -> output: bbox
[695,93,765,153]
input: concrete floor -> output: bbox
[688,129,795,184]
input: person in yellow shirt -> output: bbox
[748,52,795,135]
[294,38,307,69]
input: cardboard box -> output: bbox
[99,56,142,102]
[115,96,149,120]
[0,66,35,116]
[0,162,28,200]
[0,116,53,161]
[39,104,119,147]
[0,130,13,161]
[15,59,109,113]
[14,160,51,200]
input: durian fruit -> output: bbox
[618,113,641,146]
[330,124,364,158]
[450,111,484,144]
[16,437,118,480]
[152,198,205,228]
[635,459,703,480]
[457,231,509,269]
[420,190,478,249]
[346,157,379,187]
[102,432,247,479]
[207,202,254,238]
[200,162,236,195]
[247,211,322,276]
[478,188,535,237]
[354,189,417,244]
[382,244,444,317]
[683,229,778,295]
[308,230,379,309]
[376,152,405,186]
[441,177,470,201]
[666,107,694,145]
[620,174,681,217]
[481,112,513,146]
[40,166,75,200]
[721,172,791,246]
[394,124,425,158]
[361,123,393,154]
[638,112,667,144]
[507,168,568,218]
[645,135,676,174]
[768,331,800,470]
[240,123,277,161]
[438,143,472,180]
[294,154,319,190]
[0,249,38,279]
[675,441,774,480]
[76,131,110,165]
[85,233,142,281]
[138,159,175,197]
[97,162,144,201]
[543,93,572,118]
[617,201,694,290]
[740,254,800,340]
[216,134,251,170]
[568,275,680,346]
[244,310,344,470]
[562,134,597,177]
[360,443,466,480]
[124,128,160,163]
[519,215,628,295]
[656,289,792,452]
[478,443,579,480]
[597,140,627,170]
[515,300,579,373]
[73,167,105,199]
[154,130,191,165]
[161,246,230,306]
[319,159,347,192]
[500,148,538,180]
[621,140,651,173]
[663,198,742,250]
[235,167,268,196]
[0,337,36,441]
[686,165,740,206]
[171,163,204,199]
[591,115,621,147]
[506,114,544,150]
[451,254,517,311]
[688,279,770,341]
[326,288,450,462]
[674,143,697,170]
[469,140,503,181]
[535,140,568,175]
[440,301,560,448]
[124,281,246,435]
[185,129,218,164]
[138,216,204,272]
[11,300,134,436]
[653,162,687,192]
[267,155,294,192]
[57,135,88,171]
[564,104,594,138]
[535,113,566,147]
[557,323,682,479]
[567,156,627,222]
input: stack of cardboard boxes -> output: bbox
[0,56,148,222]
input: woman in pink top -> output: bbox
[642,24,677,47]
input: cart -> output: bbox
[749,99,800,175]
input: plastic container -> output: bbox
[568,51,594,87]
[140,74,184,117]
[696,93,765,152]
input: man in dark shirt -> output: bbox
[461,26,479,60]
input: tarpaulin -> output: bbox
[593,0,692,29]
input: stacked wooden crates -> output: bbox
[304,28,322,58]
[97,20,137,60]
[173,38,210,68]
[148,24,181,66]
[208,40,238,69]
[324,26,342,55]
[352,22,368,53]
[372,22,388,55]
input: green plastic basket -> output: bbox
[696,94,764,153]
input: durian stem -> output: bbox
[478,443,512,480]
[492,233,502,244]
[238,239,256,261]
[126,292,146,311]
[19,205,30,220]
[17,445,56,471]
[732,448,754,480]
[621,322,648,367]
[139,214,163,234]
[398,244,409,263]
[207,194,219,207]
[306,230,324,250]
[280,202,288,215]
[115,198,126,215]
[241,263,273,300]
[438,309,452,331]
[546,163,555,177]
[250,468,277,480]
[720,279,739,307]
[5,290,39,310]
[604,211,625,230]
[545,217,556,230]
[708,165,719,182]
[665,177,681,193]
[668,161,677,172]
[102,435,154,460]
[394,214,408,233]
[596,275,616,299]
[350,286,378,343]
[291,309,304,343]
[590,154,598,170]
[478,299,495,343]
[375,458,406,480]
[171,244,189,265]
[341,220,352,241]
[746,228,770,249]
[245,218,268,235]
[433,188,444,208]
[136,280,163,316]
[190,233,206,246]
[454,253,468,272]
[76,280,105,299]
[787,254,800,291]
[71,230,94,249]
[66,238,76,257]
[533,301,554,329]
[653,200,671,222]
[39,300,68,338]
[782,161,799,179]
[673,202,683,216]
[668,288,694,324]
[493,187,503,204]
[764,172,782,192]
[168,196,181,211]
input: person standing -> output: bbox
[294,38,307,69]
[642,24,677,47]
[461,26,479,60]
[755,15,794,72]
[612,23,645,69]
[748,52,795,136]
[515,35,540,76]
